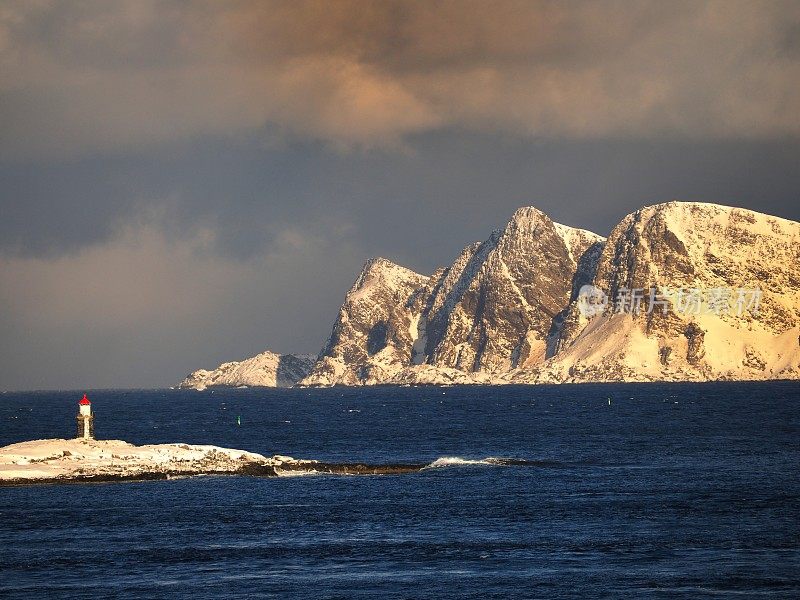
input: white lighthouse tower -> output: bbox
[76,394,94,440]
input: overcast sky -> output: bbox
[2,0,799,390]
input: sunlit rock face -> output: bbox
[518,202,800,383]
[301,206,605,386]
[421,207,603,374]
[178,351,315,390]
[184,201,800,387]
[301,257,431,386]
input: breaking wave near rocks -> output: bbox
[272,456,563,477]
[424,456,563,468]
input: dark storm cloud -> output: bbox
[2,0,799,160]
[3,133,799,262]
[1,1,799,389]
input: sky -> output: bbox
[1,0,799,390]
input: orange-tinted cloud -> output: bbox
[1,0,799,158]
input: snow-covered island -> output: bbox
[179,201,800,388]
[0,438,425,486]
[0,438,278,484]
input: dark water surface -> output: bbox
[0,382,798,598]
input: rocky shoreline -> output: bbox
[0,438,430,486]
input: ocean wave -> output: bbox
[424,456,562,469]
[274,468,320,477]
[425,456,492,468]
[271,455,562,477]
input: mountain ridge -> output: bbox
[178,201,800,388]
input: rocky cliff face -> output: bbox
[180,201,800,388]
[301,207,605,385]
[421,207,603,373]
[178,351,315,390]
[302,258,431,385]
[513,202,800,383]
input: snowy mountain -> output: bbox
[301,207,607,385]
[178,351,315,390]
[512,202,800,383]
[301,201,799,385]
[179,201,800,387]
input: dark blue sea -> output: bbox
[0,382,798,598]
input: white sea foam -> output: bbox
[424,456,541,468]
[274,468,319,477]
[271,455,543,477]
[425,456,496,468]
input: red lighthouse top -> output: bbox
[79,394,91,405]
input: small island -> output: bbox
[0,395,425,486]
[0,437,283,484]
[0,438,426,486]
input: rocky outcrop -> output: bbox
[515,202,800,383]
[301,207,604,385]
[182,201,800,387]
[0,439,439,485]
[684,322,706,365]
[301,258,431,385]
[423,207,600,373]
[178,351,315,390]
[0,438,278,484]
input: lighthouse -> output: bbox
[76,394,94,440]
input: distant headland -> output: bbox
[180,202,800,390]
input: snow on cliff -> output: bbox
[302,202,798,386]
[514,202,800,383]
[301,208,607,385]
[178,351,315,390]
[301,257,431,386]
[181,201,800,387]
